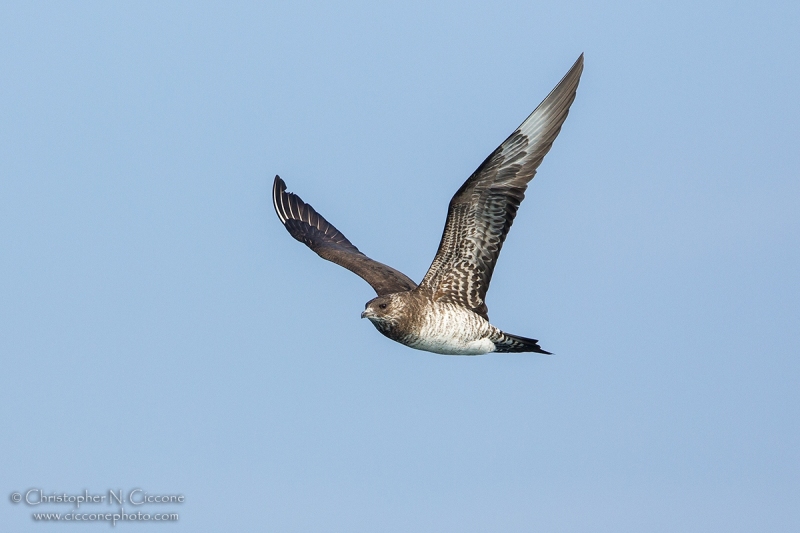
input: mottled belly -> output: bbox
[403,303,496,356]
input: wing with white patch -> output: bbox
[419,55,584,319]
[273,176,417,296]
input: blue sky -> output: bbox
[2,1,798,531]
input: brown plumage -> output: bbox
[272,55,584,355]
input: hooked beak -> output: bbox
[361,309,373,319]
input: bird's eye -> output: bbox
[379,303,387,309]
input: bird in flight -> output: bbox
[273,55,583,355]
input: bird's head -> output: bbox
[361,295,403,332]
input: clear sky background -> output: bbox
[2,1,798,531]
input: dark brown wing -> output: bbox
[272,176,417,296]
[419,54,584,319]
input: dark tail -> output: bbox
[493,332,552,354]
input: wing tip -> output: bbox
[543,52,584,104]
[515,53,584,139]
[272,175,289,224]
